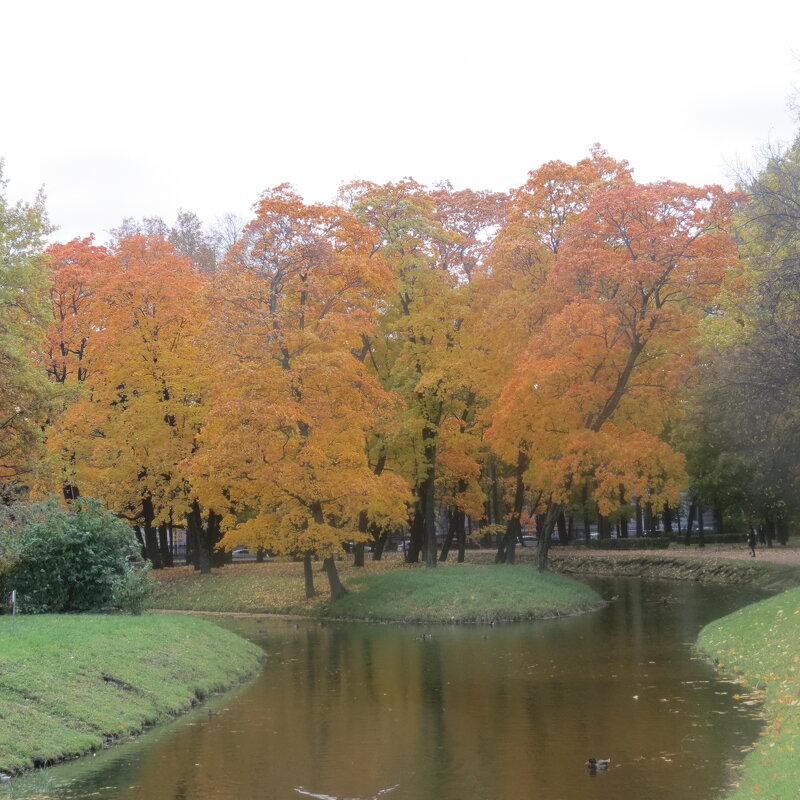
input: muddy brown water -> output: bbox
[3,578,767,800]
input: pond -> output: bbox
[3,578,766,800]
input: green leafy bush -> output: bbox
[0,497,148,613]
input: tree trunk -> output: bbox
[322,557,348,600]
[407,496,424,563]
[158,522,173,568]
[303,552,316,598]
[496,448,528,564]
[353,541,366,567]
[685,503,696,547]
[187,500,212,574]
[556,510,567,544]
[662,504,673,534]
[372,528,389,560]
[439,508,456,562]
[697,503,705,548]
[635,499,643,537]
[141,496,162,568]
[422,436,438,569]
[456,509,466,563]
[535,501,562,571]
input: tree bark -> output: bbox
[535,501,562,571]
[303,552,316,598]
[496,448,528,564]
[141,496,162,568]
[323,556,348,600]
[157,522,173,568]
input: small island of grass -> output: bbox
[322,564,603,623]
[149,559,604,623]
[0,614,264,776]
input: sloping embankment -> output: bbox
[548,550,800,592]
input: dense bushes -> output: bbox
[0,498,151,613]
[569,536,671,550]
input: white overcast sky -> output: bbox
[2,0,799,243]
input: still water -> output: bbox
[3,578,766,800]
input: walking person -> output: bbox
[747,527,757,558]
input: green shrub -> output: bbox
[0,497,145,613]
[111,562,155,615]
[569,536,671,550]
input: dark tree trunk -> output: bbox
[697,504,705,548]
[353,541,366,568]
[322,557,348,600]
[157,523,173,568]
[456,509,466,563]
[186,500,213,574]
[496,448,528,564]
[256,547,267,563]
[422,435,438,569]
[536,501,562,571]
[685,503,696,546]
[489,457,501,525]
[663,504,673,534]
[439,508,456,562]
[407,496,424,563]
[556,511,567,544]
[372,528,389,560]
[141,496,162,568]
[303,552,316,598]
[635,499,643,537]
[713,503,724,534]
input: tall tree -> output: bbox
[52,235,208,567]
[0,162,57,500]
[190,186,410,597]
[489,180,738,569]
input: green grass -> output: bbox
[697,588,800,799]
[149,559,604,622]
[326,564,603,623]
[0,614,264,775]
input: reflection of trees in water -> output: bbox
[32,586,766,800]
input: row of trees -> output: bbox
[1,134,798,596]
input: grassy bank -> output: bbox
[697,588,800,799]
[149,559,603,622]
[549,550,800,591]
[324,564,603,623]
[0,614,264,776]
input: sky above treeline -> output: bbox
[3,0,799,243]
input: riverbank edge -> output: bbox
[548,550,800,591]
[694,587,800,800]
[0,614,265,778]
[556,551,800,797]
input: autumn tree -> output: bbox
[471,148,632,562]
[189,186,410,598]
[489,180,738,569]
[51,234,209,568]
[342,180,504,567]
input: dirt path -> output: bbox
[652,544,800,566]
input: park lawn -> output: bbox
[0,613,264,775]
[326,563,603,623]
[149,557,603,622]
[697,587,800,800]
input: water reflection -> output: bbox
[2,578,765,800]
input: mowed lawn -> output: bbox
[148,554,604,622]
